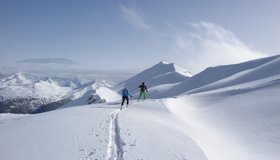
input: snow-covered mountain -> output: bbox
[167,54,280,96]
[0,73,120,113]
[117,55,280,99]
[0,73,76,100]
[188,54,280,94]
[1,62,136,82]
[0,55,280,160]
[61,81,121,108]
[2,55,280,113]
[1,60,193,113]
[117,60,192,98]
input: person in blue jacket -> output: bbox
[121,88,132,109]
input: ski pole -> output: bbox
[130,96,133,107]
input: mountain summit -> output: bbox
[117,61,191,98]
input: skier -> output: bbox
[121,88,132,109]
[138,82,148,101]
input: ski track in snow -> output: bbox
[107,110,125,160]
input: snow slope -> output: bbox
[0,105,114,160]
[117,61,191,98]
[188,54,280,94]
[169,54,280,95]
[0,101,207,160]
[1,83,279,160]
[165,81,280,160]
[117,55,280,99]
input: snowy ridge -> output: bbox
[0,72,33,86]
[118,55,280,99]
[117,61,191,98]
[168,54,280,96]
[188,54,280,94]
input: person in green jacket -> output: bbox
[138,82,148,101]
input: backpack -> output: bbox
[122,88,128,96]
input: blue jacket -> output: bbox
[122,88,132,97]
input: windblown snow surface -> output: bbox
[0,56,280,160]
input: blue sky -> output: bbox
[1,0,279,73]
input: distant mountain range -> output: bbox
[0,73,115,113]
[1,55,280,113]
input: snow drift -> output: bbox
[165,80,280,160]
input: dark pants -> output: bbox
[121,96,129,106]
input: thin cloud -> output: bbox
[119,4,151,30]
[17,58,77,65]
[168,21,266,73]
